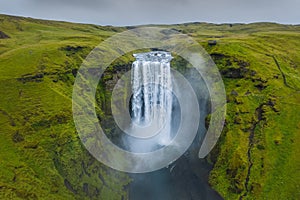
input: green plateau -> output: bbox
[0,14,299,200]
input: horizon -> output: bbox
[0,13,299,27]
[0,0,299,26]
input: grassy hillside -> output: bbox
[0,14,299,199]
[167,22,300,199]
[0,15,130,200]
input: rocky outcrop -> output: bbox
[17,73,44,83]
[210,53,256,79]
[0,30,9,39]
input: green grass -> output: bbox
[203,28,300,199]
[0,14,299,199]
[0,14,130,199]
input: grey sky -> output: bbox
[0,0,299,26]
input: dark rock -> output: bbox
[0,30,10,39]
[98,174,107,186]
[254,83,267,91]
[234,116,242,124]
[257,144,265,150]
[208,40,217,46]
[226,94,232,103]
[267,99,275,107]
[12,131,24,143]
[71,68,78,77]
[36,73,44,78]
[61,45,85,57]
[274,139,281,145]
[267,98,280,113]
[210,53,226,60]
[83,183,89,194]
[17,73,44,83]
[205,115,211,129]
[64,45,83,52]
[113,64,131,73]
[220,67,246,79]
[250,70,257,76]
[245,90,251,95]
[24,142,39,149]
[255,105,265,121]
[231,90,238,96]
[234,58,250,68]
[234,98,243,105]
[64,179,77,194]
[82,161,91,177]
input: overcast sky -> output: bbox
[0,0,299,26]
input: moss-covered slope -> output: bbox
[0,14,130,200]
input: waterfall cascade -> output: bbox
[130,51,173,145]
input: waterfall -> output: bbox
[130,51,173,145]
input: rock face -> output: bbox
[210,53,256,79]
